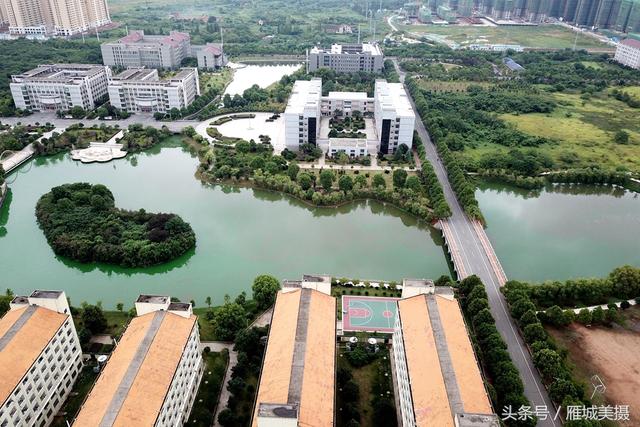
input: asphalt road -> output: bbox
[392,58,559,427]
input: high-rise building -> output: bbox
[374,80,416,155]
[307,43,384,73]
[107,67,200,114]
[0,0,110,36]
[252,286,336,427]
[0,290,83,427]
[74,295,203,426]
[10,63,111,112]
[284,78,322,150]
[614,37,640,68]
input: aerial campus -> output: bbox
[0,0,639,426]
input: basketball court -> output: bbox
[342,295,399,333]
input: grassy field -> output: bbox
[496,92,640,172]
[103,310,131,338]
[399,24,609,49]
[200,68,234,93]
[416,79,491,92]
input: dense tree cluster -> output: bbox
[251,274,280,311]
[121,124,172,152]
[458,276,535,427]
[36,183,196,267]
[509,265,640,310]
[503,281,604,418]
[0,124,53,154]
[413,132,451,218]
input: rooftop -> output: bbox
[0,305,68,405]
[327,91,370,100]
[115,30,191,48]
[11,64,107,84]
[10,296,28,305]
[258,403,299,419]
[311,42,382,56]
[397,294,494,426]
[30,290,64,299]
[74,310,197,426]
[328,138,368,148]
[110,68,197,86]
[620,38,640,50]
[135,294,170,304]
[252,288,336,427]
[168,302,191,311]
[375,80,415,118]
[285,78,322,115]
[402,278,435,288]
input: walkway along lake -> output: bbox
[0,139,449,308]
[477,181,640,282]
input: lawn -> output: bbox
[399,23,609,49]
[200,68,234,93]
[496,91,640,172]
[52,365,99,427]
[187,350,229,426]
[103,310,131,338]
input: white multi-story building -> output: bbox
[283,78,322,150]
[327,138,368,158]
[374,80,415,154]
[192,43,228,70]
[252,287,336,427]
[108,67,200,114]
[392,292,499,427]
[74,295,203,426]
[614,38,640,70]
[0,290,83,427]
[307,43,384,73]
[10,63,111,112]
[101,31,192,69]
[1,0,110,36]
[321,91,373,116]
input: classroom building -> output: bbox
[307,43,384,73]
[392,290,500,427]
[252,286,336,427]
[0,290,82,427]
[10,63,111,112]
[107,67,200,114]
[74,295,202,426]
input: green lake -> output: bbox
[0,139,449,308]
[477,181,640,282]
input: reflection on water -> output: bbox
[0,142,449,307]
[224,64,301,96]
[477,180,640,282]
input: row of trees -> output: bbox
[512,265,640,310]
[503,281,601,421]
[35,183,196,268]
[413,132,451,218]
[458,276,535,426]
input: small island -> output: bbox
[36,183,196,267]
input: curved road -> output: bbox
[392,58,559,427]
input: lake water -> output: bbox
[477,181,640,282]
[224,63,302,96]
[0,139,449,308]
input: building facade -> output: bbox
[74,295,203,426]
[284,78,322,150]
[108,67,200,114]
[192,43,228,70]
[101,31,192,69]
[307,43,384,73]
[374,80,416,155]
[392,292,499,427]
[10,63,111,112]
[252,287,336,427]
[0,0,110,36]
[614,38,640,69]
[0,290,83,427]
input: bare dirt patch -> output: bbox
[547,310,640,426]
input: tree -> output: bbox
[287,163,300,181]
[591,306,605,324]
[213,299,246,341]
[354,174,367,188]
[523,323,546,344]
[609,265,640,299]
[116,303,123,312]
[613,130,629,144]
[338,175,353,193]
[533,349,563,380]
[81,304,107,334]
[206,296,212,308]
[372,174,386,188]
[252,274,280,311]
[0,164,5,186]
[434,275,452,286]
[576,308,592,325]
[405,175,421,192]
[320,170,336,191]
[298,172,313,190]
[393,169,408,188]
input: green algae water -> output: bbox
[476,181,640,282]
[0,139,449,308]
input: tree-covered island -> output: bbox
[36,183,196,267]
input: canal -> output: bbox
[477,181,640,282]
[0,139,449,308]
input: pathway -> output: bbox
[200,341,237,427]
[1,127,65,173]
[392,58,559,427]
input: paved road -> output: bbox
[392,58,559,427]
[200,341,237,427]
